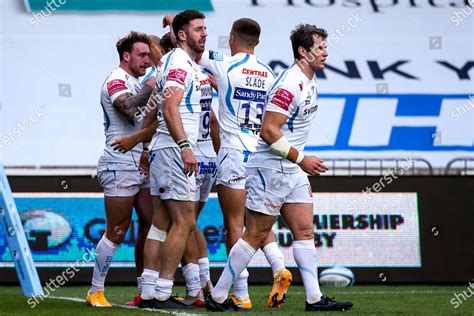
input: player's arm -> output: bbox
[111,106,158,153]
[112,76,156,119]
[260,112,328,176]
[210,109,220,153]
[162,86,198,176]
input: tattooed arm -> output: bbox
[112,76,156,119]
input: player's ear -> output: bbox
[298,46,307,59]
[229,33,235,46]
[123,51,131,62]
[177,29,187,42]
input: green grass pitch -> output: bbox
[1,285,473,315]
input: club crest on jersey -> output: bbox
[166,68,188,85]
[107,79,127,96]
[271,88,294,111]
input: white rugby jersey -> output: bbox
[152,48,202,149]
[195,68,216,158]
[98,67,144,168]
[248,64,319,173]
[200,50,274,152]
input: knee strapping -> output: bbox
[146,225,167,242]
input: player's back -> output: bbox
[200,51,275,152]
[99,67,143,167]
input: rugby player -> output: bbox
[198,18,291,309]
[138,10,208,309]
[86,31,155,307]
[205,24,353,312]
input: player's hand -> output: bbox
[144,75,157,90]
[163,15,174,28]
[138,150,150,178]
[298,156,329,176]
[180,148,198,176]
[112,135,138,153]
[208,74,218,91]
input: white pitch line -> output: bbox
[48,296,202,316]
[290,289,453,295]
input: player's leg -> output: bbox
[152,148,199,309]
[195,157,216,297]
[262,231,292,308]
[180,221,203,307]
[139,196,169,306]
[155,200,196,301]
[127,187,152,306]
[195,201,213,296]
[207,208,276,310]
[281,172,352,311]
[139,149,171,307]
[87,169,137,307]
[216,148,250,304]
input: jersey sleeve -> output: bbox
[199,50,228,79]
[265,78,299,117]
[162,54,193,91]
[106,72,132,104]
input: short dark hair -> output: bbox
[231,18,261,48]
[159,32,174,53]
[172,10,206,40]
[116,31,151,62]
[290,24,328,60]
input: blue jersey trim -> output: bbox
[257,58,275,77]
[257,168,266,191]
[185,85,194,113]
[288,107,299,132]
[140,66,156,85]
[225,54,251,116]
[163,48,176,73]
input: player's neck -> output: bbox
[119,63,138,79]
[295,59,315,80]
[177,42,198,61]
[231,47,254,56]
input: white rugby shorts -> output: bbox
[149,147,198,202]
[245,167,313,216]
[97,162,149,197]
[216,147,252,190]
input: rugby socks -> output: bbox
[198,257,211,288]
[137,276,143,294]
[293,239,322,304]
[232,269,250,300]
[182,263,202,297]
[155,278,173,301]
[140,269,159,300]
[262,241,285,277]
[90,235,118,293]
[212,238,256,303]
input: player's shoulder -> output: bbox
[273,64,299,91]
[161,48,191,70]
[252,56,275,78]
[107,67,127,81]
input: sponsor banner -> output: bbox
[24,0,213,12]
[0,193,421,268]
